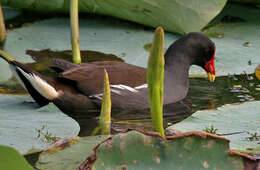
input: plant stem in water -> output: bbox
[70,0,81,63]
[99,69,111,135]
[147,27,165,138]
[0,4,6,47]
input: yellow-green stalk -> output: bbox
[255,64,260,80]
[0,50,14,62]
[0,4,6,46]
[70,0,81,63]
[99,69,111,135]
[147,27,165,137]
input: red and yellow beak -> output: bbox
[204,49,216,83]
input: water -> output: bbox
[1,60,259,168]
[190,73,259,108]
[3,10,259,137]
[0,56,259,136]
[1,71,259,136]
[72,73,260,136]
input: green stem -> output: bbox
[147,27,165,138]
[99,69,111,135]
[90,126,101,136]
[0,50,14,62]
[0,4,6,47]
[70,0,81,64]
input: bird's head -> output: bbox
[184,32,216,82]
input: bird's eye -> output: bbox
[204,49,210,55]
[204,49,211,61]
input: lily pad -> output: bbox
[35,135,109,170]
[35,130,259,170]
[0,94,80,154]
[78,130,258,170]
[168,101,260,154]
[1,0,227,34]
[0,3,259,84]
[0,16,180,83]
[0,145,33,170]
[3,7,21,21]
[204,3,260,76]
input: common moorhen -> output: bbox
[0,32,215,117]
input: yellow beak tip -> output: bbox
[207,73,215,83]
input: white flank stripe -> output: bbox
[110,84,138,93]
[134,84,147,90]
[110,89,121,95]
[92,84,146,99]
[17,68,60,100]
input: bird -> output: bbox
[0,32,215,119]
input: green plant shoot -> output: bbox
[99,69,111,134]
[147,27,165,137]
[0,49,15,62]
[0,4,6,46]
[70,0,81,63]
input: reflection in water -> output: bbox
[0,72,259,137]
[76,99,192,137]
[188,73,260,111]
[74,73,260,137]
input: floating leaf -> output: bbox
[0,94,79,154]
[35,135,109,170]
[79,130,258,170]
[204,3,260,76]
[2,7,21,21]
[0,145,33,170]
[1,0,227,34]
[2,3,260,81]
[169,101,260,154]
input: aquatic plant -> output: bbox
[0,4,6,46]
[147,27,165,137]
[70,0,81,63]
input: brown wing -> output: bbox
[50,58,79,72]
[60,61,147,95]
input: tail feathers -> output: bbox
[13,66,50,106]
[16,67,60,101]
[0,50,57,106]
[10,60,60,106]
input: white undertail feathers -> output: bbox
[16,67,60,100]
